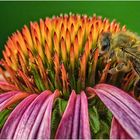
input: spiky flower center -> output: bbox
[1,14,132,96]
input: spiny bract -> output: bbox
[0,14,131,96]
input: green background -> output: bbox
[0,1,140,57]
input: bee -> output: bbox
[98,31,140,99]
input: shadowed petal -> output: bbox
[87,84,140,138]
[79,91,91,139]
[0,81,18,91]
[110,117,131,139]
[0,94,37,139]
[55,90,77,139]
[0,91,19,104]
[13,90,52,139]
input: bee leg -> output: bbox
[108,62,131,74]
[134,79,140,100]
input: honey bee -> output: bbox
[98,31,140,99]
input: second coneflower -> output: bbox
[0,14,140,139]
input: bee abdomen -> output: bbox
[128,56,140,100]
[134,79,140,99]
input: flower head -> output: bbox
[0,14,140,139]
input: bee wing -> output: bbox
[124,46,140,76]
[123,46,140,60]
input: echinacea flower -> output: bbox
[0,13,140,139]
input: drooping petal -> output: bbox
[26,96,49,138]
[0,94,37,139]
[13,90,52,139]
[0,92,29,111]
[0,81,18,91]
[87,84,140,138]
[0,91,19,104]
[20,90,53,139]
[36,90,60,139]
[55,90,77,139]
[96,84,140,116]
[71,95,81,139]
[79,91,91,139]
[110,117,131,139]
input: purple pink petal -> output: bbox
[0,94,37,139]
[79,91,91,139]
[55,90,91,139]
[13,90,51,139]
[55,90,77,139]
[87,83,140,138]
[71,95,81,139]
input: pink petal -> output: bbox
[88,84,140,138]
[36,90,60,139]
[0,94,37,139]
[13,90,52,139]
[55,90,77,139]
[71,95,81,139]
[55,91,91,139]
[79,91,91,139]
[110,117,131,139]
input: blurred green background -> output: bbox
[0,1,140,57]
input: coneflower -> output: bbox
[0,14,140,139]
